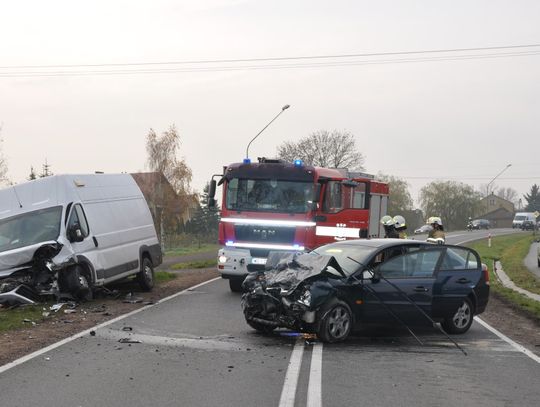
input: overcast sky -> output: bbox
[0,0,538,208]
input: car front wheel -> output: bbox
[442,298,474,334]
[317,300,352,343]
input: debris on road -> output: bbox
[118,338,141,344]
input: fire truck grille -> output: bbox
[234,225,296,244]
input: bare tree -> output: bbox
[277,130,365,170]
[419,180,482,231]
[496,187,518,205]
[145,125,194,245]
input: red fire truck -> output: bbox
[208,157,389,291]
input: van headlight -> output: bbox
[218,255,228,263]
[297,290,312,306]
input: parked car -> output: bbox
[414,224,433,234]
[0,174,162,305]
[521,220,537,231]
[471,219,490,230]
[242,239,489,342]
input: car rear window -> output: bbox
[440,247,479,270]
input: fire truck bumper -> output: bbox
[217,247,267,279]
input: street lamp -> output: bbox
[245,104,290,162]
[485,163,512,215]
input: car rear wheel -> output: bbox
[442,298,474,334]
[317,300,352,343]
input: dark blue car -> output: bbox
[242,239,490,343]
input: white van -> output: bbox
[0,174,162,304]
[512,212,537,229]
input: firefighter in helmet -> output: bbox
[393,215,408,239]
[380,215,399,238]
[427,216,445,244]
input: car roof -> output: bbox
[326,238,431,249]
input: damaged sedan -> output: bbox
[242,239,490,343]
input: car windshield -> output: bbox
[314,243,376,275]
[0,206,63,253]
[226,178,315,213]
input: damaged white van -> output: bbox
[0,174,162,304]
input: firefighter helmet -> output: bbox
[393,215,406,229]
[380,215,395,226]
[427,216,443,226]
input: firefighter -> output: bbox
[380,215,399,238]
[427,216,445,243]
[393,215,408,239]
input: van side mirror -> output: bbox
[68,226,84,242]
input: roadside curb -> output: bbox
[494,261,540,302]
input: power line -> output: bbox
[0,43,539,69]
[0,48,539,78]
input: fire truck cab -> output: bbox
[209,158,389,292]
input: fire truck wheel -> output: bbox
[229,278,244,293]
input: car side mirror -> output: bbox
[371,269,381,283]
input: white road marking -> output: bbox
[279,339,305,407]
[307,343,323,407]
[96,329,244,351]
[0,277,221,375]
[453,231,540,364]
[475,317,540,364]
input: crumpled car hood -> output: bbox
[262,251,344,292]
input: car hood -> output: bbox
[261,251,345,292]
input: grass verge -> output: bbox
[467,233,540,320]
[0,304,49,333]
[165,244,220,257]
[170,259,216,270]
[154,271,179,283]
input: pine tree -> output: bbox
[524,184,540,212]
[28,166,37,180]
[39,159,53,178]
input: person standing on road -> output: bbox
[427,216,445,243]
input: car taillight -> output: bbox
[482,263,490,285]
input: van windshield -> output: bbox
[0,206,63,253]
[514,216,526,221]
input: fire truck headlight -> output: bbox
[218,255,228,264]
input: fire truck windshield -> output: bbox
[226,178,315,213]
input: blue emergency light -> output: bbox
[243,158,251,164]
[293,159,303,167]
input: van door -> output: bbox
[66,203,101,277]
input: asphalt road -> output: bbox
[1,228,538,407]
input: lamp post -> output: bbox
[245,104,290,162]
[485,163,511,215]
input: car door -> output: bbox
[432,246,483,319]
[362,246,444,324]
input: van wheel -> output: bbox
[60,265,93,302]
[137,257,154,291]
